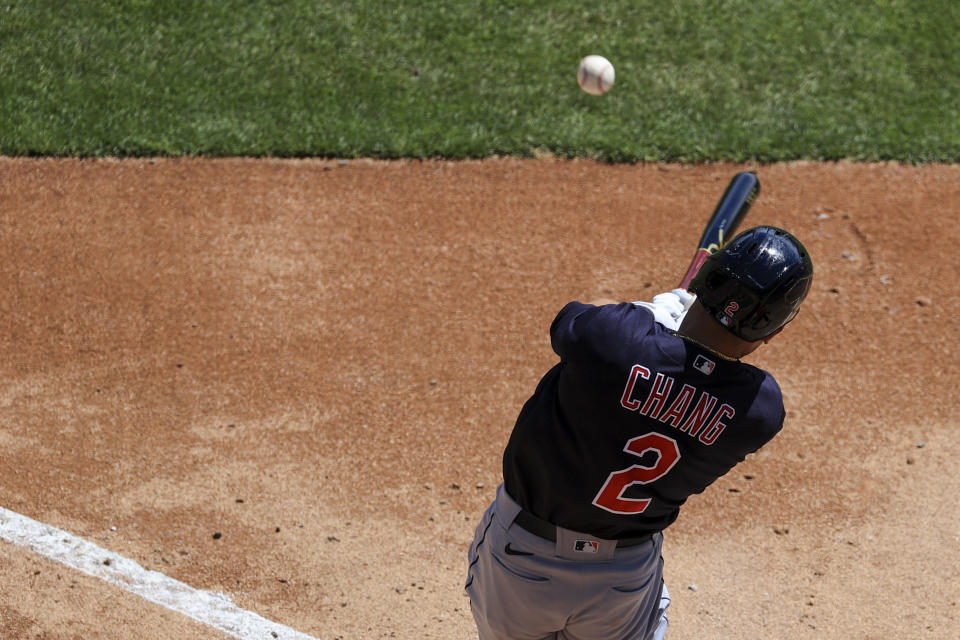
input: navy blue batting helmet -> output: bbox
[689,226,813,341]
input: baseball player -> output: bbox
[465,226,814,640]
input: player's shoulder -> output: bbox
[736,362,785,439]
[552,301,655,347]
[550,301,658,364]
[739,360,782,393]
[733,360,783,405]
[554,300,655,332]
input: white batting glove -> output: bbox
[632,289,696,331]
[671,288,697,312]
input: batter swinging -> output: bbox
[465,226,814,640]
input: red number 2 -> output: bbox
[592,433,681,514]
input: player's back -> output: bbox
[502,301,784,540]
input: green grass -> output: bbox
[2,0,959,161]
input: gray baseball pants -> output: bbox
[465,484,670,640]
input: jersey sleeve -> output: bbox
[550,301,656,363]
[740,371,787,454]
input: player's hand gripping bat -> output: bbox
[678,171,760,290]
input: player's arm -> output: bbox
[587,289,695,330]
[630,289,695,330]
[551,301,653,363]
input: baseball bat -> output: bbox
[678,171,760,290]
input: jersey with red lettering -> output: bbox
[502,301,785,540]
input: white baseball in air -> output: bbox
[577,55,615,95]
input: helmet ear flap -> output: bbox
[705,270,726,291]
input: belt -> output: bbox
[513,508,656,548]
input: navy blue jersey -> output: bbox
[502,301,785,539]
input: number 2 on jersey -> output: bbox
[592,432,681,514]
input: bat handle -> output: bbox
[678,248,712,290]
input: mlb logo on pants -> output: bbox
[574,540,599,553]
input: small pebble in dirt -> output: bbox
[688,584,698,592]
[916,442,926,448]
[212,532,222,540]
[327,535,340,542]
[916,297,932,307]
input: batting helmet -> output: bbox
[689,226,813,341]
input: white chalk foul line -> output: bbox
[0,506,318,640]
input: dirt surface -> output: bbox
[0,157,957,640]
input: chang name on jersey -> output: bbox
[619,364,735,446]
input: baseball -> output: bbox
[577,55,615,95]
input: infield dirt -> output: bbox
[0,157,957,639]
